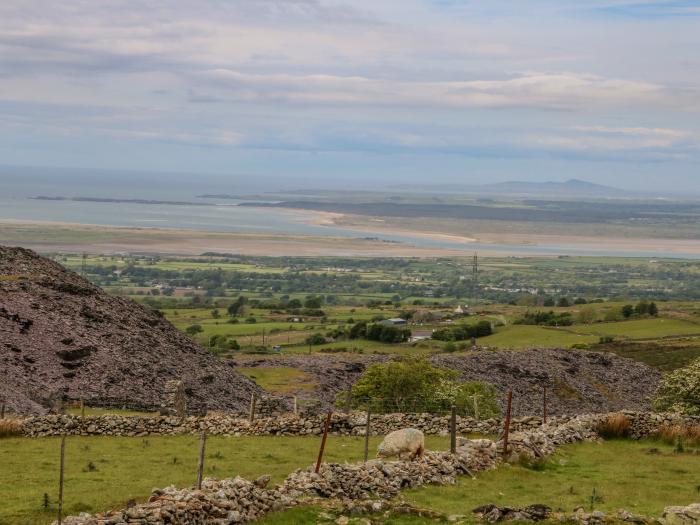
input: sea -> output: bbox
[1,167,698,259]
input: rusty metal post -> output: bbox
[249,393,256,422]
[450,405,457,454]
[363,409,371,462]
[315,411,333,473]
[543,386,548,425]
[502,390,513,458]
[57,435,66,525]
[196,432,207,490]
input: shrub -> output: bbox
[185,324,202,335]
[0,418,22,438]
[305,333,326,345]
[655,424,700,448]
[596,414,631,439]
[654,357,700,415]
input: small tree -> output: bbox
[305,333,326,345]
[185,324,203,336]
[557,297,571,307]
[653,357,700,415]
[227,296,247,317]
[622,304,634,318]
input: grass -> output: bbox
[236,367,317,394]
[0,418,23,438]
[478,325,598,349]
[568,318,700,339]
[403,440,700,519]
[655,424,700,448]
[256,439,700,524]
[0,434,450,524]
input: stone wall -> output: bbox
[20,410,700,439]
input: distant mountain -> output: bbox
[405,178,632,198]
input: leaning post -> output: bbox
[502,390,513,458]
[450,405,457,454]
[315,411,333,473]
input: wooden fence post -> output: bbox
[315,411,333,473]
[80,399,85,419]
[249,393,256,423]
[57,435,66,525]
[450,405,457,454]
[196,432,207,490]
[363,409,371,462]
[472,394,480,421]
[293,396,298,416]
[543,386,548,425]
[502,390,513,458]
[0,402,5,419]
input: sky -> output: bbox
[1,0,699,192]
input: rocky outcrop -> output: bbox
[0,246,260,414]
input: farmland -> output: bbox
[2,435,696,525]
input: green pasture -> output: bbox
[478,325,598,349]
[0,434,450,525]
[259,439,700,524]
[567,318,700,339]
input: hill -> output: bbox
[0,246,260,414]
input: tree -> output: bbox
[185,324,203,336]
[577,306,596,325]
[574,297,588,305]
[348,357,500,416]
[305,333,327,345]
[543,297,555,307]
[304,296,323,309]
[653,357,700,415]
[211,309,220,319]
[648,302,659,316]
[635,300,650,316]
[557,297,571,307]
[622,304,634,318]
[227,296,247,317]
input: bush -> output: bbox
[347,356,500,417]
[432,320,493,341]
[514,311,573,327]
[654,357,700,415]
[596,414,631,439]
[0,418,22,438]
[305,333,327,345]
[655,424,700,448]
[185,324,203,336]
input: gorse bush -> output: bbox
[596,414,631,439]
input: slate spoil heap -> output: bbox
[0,245,259,414]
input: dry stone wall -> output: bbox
[20,410,700,439]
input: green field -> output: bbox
[567,318,700,339]
[259,439,700,524]
[478,325,598,349]
[3,435,699,525]
[0,434,451,524]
